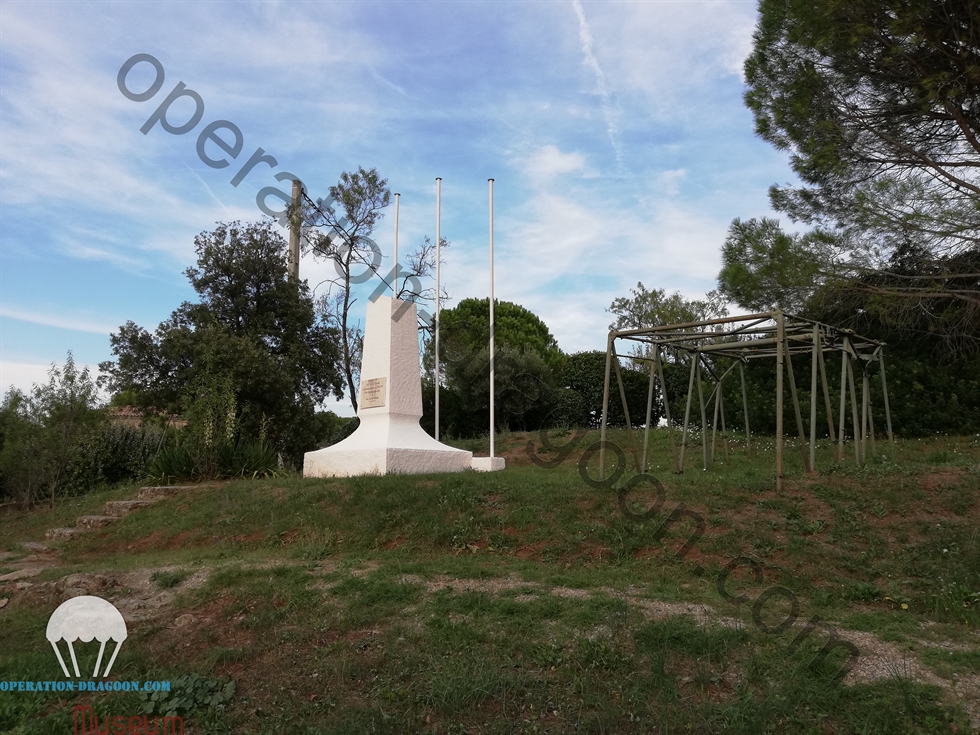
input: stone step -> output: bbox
[0,568,44,583]
[45,527,90,540]
[76,515,119,530]
[103,500,151,517]
[19,541,50,552]
[138,486,180,501]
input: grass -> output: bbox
[0,428,977,733]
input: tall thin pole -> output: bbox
[810,324,819,473]
[784,333,809,472]
[600,332,613,475]
[817,336,836,446]
[288,179,302,280]
[697,358,709,471]
[435,178,442,442]
[879,349,894,448]
[846,340,861,464]
[488,179,496,458]
[642,354,656,472]
[678,352,697,474]
[656,347,676,468]
[838,350,848,462]
[861,369,870,461]
[393,193,400,298]
[739,360,751,455]
[775,311,785,491]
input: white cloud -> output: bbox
[586,1,758,120]
[571,0,624,171]
[656,168,687,197]
[519,145,594,181]
[0,307,119,335]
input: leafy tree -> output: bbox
[423,298,564,434]
[718,218,839,313]
[433,298,564,372]
[739,0,980,346]
[298,167,390,412]
[607,283,730,362]
[99,220,345,466]
[452,345,555,433]
[561,350,655,428]
[0,353,105,507]
[609,283,729,331]
[720,218,980,356]
[299,168,450,412]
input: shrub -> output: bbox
[62,424,163,496]
[0,353,104,507]
[143,433,283,483]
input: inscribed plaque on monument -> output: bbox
[360,377,386,408]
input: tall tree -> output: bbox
[607,283,730,361]
[0,353,104,507]
[98,220,345,464]
[738,0,980,346]
[432,298,565,373]
[426,298,565,432]
[299,167,391,413]
[718,218,840,313]
[299,168,449,412]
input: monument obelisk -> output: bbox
[303,296,475,477]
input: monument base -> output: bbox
[471,457,506,472]
[304,414,473,477]
[303,295,494,478]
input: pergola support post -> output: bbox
[739,360,751,455]
[679,352,697,474]
[642,351,656,472]
[879,349,895,448]
[809,325,819,472]
[838,350,848,463]
[817,335,836,447]
[697,357,709,471]
[775,312,785,491]
[783,323,810,472]
[612,346,641,471]
[656,347,677,469]
[845,339,861,464]
[599,333,613,476]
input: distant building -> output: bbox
[106,406,187,429]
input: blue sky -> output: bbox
[1,0,794,417]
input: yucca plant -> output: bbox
[144,442,197,483]
[222,437,283,479]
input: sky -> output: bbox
[0,0,795,417]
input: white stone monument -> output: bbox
[304,296,503,476]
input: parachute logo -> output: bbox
[46,596,128,678]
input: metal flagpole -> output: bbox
[393,193,400,298]
[435,178,442,442]
[489,178,496,459]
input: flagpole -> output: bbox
[488,178,495,459]
[393,192,400,298]
[435,178,442,442]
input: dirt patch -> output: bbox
[920,468,967,493]
[840,628,980,730]
[232,531,265,545]
[514,541,547,560]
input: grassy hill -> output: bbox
[1,428,978,734]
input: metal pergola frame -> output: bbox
[598,310,895,490]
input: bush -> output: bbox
[143,433,283,483]
[0,353,105,507]
[62,424,163,496]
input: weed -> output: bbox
[150,569,189,589]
